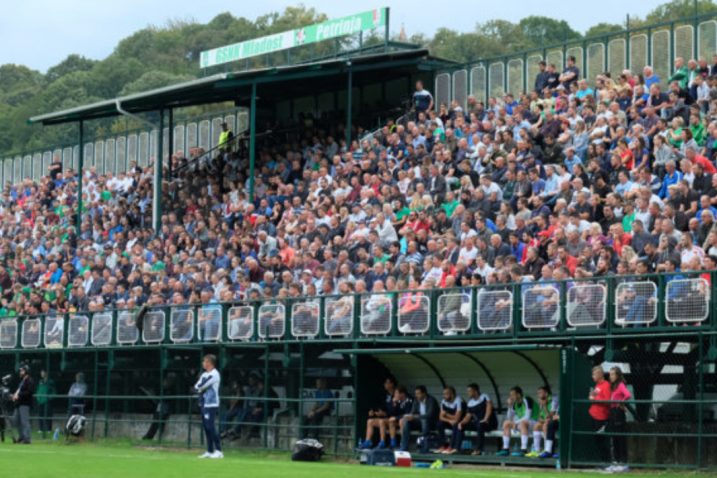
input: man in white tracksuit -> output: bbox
[195,354,222,459]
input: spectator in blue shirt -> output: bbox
[563,147,582,173]
[303,378,334,439]
[659,160,683,199]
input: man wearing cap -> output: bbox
[11,365,35,444]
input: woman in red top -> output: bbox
[616,139,634,170]
[608,367,632,472]
[588,366,611,464]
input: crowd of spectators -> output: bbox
[3,54,717,320]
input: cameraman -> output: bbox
[12,365,35,444]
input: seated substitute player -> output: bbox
[526,385,559,458]
[359,376,397,449]
[384,386,414,449]
[496,386,538,456]
[456,383,496,456]
[435,386,464,454]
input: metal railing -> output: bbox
[1,271,715,351]
[433,12,717,109]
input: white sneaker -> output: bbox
[198,452,212,459]
[399,324,412,333]
[210,451,224,459]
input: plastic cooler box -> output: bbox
[394,451,412,467]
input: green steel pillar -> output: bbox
[625,15,631,71]
[249,82,257,202]
[152,109,164,233]
[76,120,84,237]
[346,65,353,147]
[384,7,390,52]
[167,109,174,179]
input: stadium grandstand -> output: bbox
[1,5,717,474]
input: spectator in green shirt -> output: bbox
[440,191,459,218]
[36,369,56,435]
[668,57,689,90]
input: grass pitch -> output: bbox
[0,440,707,478]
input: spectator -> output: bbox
[607,366,632,473]
[589,366,611,465]
[68,372,87,415]
[302,378,334,439]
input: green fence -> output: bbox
[434,13,717,109]
[0,270,715,351]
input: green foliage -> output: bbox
[584,23,626,39]
[0,1,714,156]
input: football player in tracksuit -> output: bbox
[497,386,539,456]
[385,386,413,449]
[526,385,560,458]
[457,383,496,456]
[435,386,463,454]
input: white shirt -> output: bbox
[194,368,221,408]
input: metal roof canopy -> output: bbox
[29,48,453,126]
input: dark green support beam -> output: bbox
[248,82,257,202]
[76,120,84,237]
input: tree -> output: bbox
[644,0,717,24]
[518,16,581,47]
[119,71,195,96]
[45,55,97,83]
[585,23,625,39]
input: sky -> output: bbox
[1,0,668,72]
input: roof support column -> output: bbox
[249,82,257,202]
[345,63,353,147]
[167,108,174,179]
[76,120,84,237]
[153,109,164,233]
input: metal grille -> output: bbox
[21,318,41,348]
[23,155,31,179]
[237,109,249,133]
[452,69,468,109]
[435,73,450,111]
[291,302,320,338]
[127,134,138,165]
[361,293,393,335]
[198,120,211,151]
[0,320,17,349]
[105,139,116,175]
[477,289,513,331]
[224,115,236,135]
[63,147,72,171]
[68,315,89,348]
[699,20,717,59]
[4,158,12,185]
[94,140,104,174]
[116,311,139,344]
[170,308,194,343]
[91,313,112,346]
[211,117,223,149]
[83,143,94,169]
[142,311,166,343]
[72,146,79,171]
[186,122,198,149]
[173,125,185,156]
[615,281,657,326]
[227,306,254,340]
[566,46,583,74]
[675,25,695,63]
[437,293,471,333]
[138,132,150,167]
[488,62,504,98]
[116,137,127,173]
[652,30,671,85]
[522,285,560,329]
[526,55,543,92]
[630,34,648,72]
[608,39,626,78]
[258,304,285,339]
[666,278,709,323]
[32,153,41,180]
[507,59,524,96]
[397,294,430,334]
[44,316,64,348]
[567,284,607,327]
[198,305,221,341]
[546,49,564,71]
[470,65,487,103]
[324,297,354,337]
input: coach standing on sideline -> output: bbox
[11,365,35,444]
[195,354,223,459]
